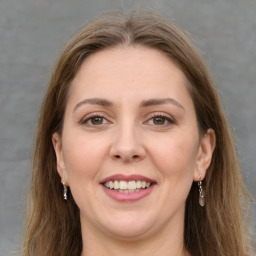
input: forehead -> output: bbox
[68,45,193,107]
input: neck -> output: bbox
[81,239,188,256]
[80,214,190,256]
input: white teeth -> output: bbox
[114,180,119,189]
[136,180,142,189]
[128,181,136,190]
[116,189,141,193]
[104,180,152,191]
[109,181,114,189]
[120,181,128,189]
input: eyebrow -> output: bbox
[73,98,113,112]
[73,97,184,112]
[140,98,184,110]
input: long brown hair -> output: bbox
[22,10,253,256]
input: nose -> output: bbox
[109,123,146,162]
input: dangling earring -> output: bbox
[62,180,68,200]
[198,175,205,207]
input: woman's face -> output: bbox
[53,46,214,241]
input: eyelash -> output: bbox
[81,114,109,126]
[80,113,175,127]
[146,113,175,126]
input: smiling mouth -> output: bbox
[103,180,153,193]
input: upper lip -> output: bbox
[100,174,156,184]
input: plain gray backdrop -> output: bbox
[0,0,255,255]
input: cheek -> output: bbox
[143,131,199,221]
[62,134,109,184]
[151,134,198,173]
[61,134,111,210]
[148,130,199,198]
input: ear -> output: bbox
[52,132,68,185]
[193,128,216,181]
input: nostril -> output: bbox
[113,154,140,160]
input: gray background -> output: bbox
[0,0,255,255]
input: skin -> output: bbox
[52,46,215,256]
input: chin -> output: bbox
[103,221,154,240]
[100,209,162,240]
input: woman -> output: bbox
[22,10,253,256]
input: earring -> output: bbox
[198,176,205,207]
[62,180,68,200]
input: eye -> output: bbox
[152,116,167,125]
[82,115,109,126]
[146,114,175,126]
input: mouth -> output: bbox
[103,180,153,193]
[100,174,157,202]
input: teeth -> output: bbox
[109,181,114,189]
[120,181,128,189]
[136,180,142,189]
[128,181,136,190]
[114,180,119,189]
[104,180,152,190]
[116,189,142,193]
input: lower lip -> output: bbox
[101,184,156,202]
